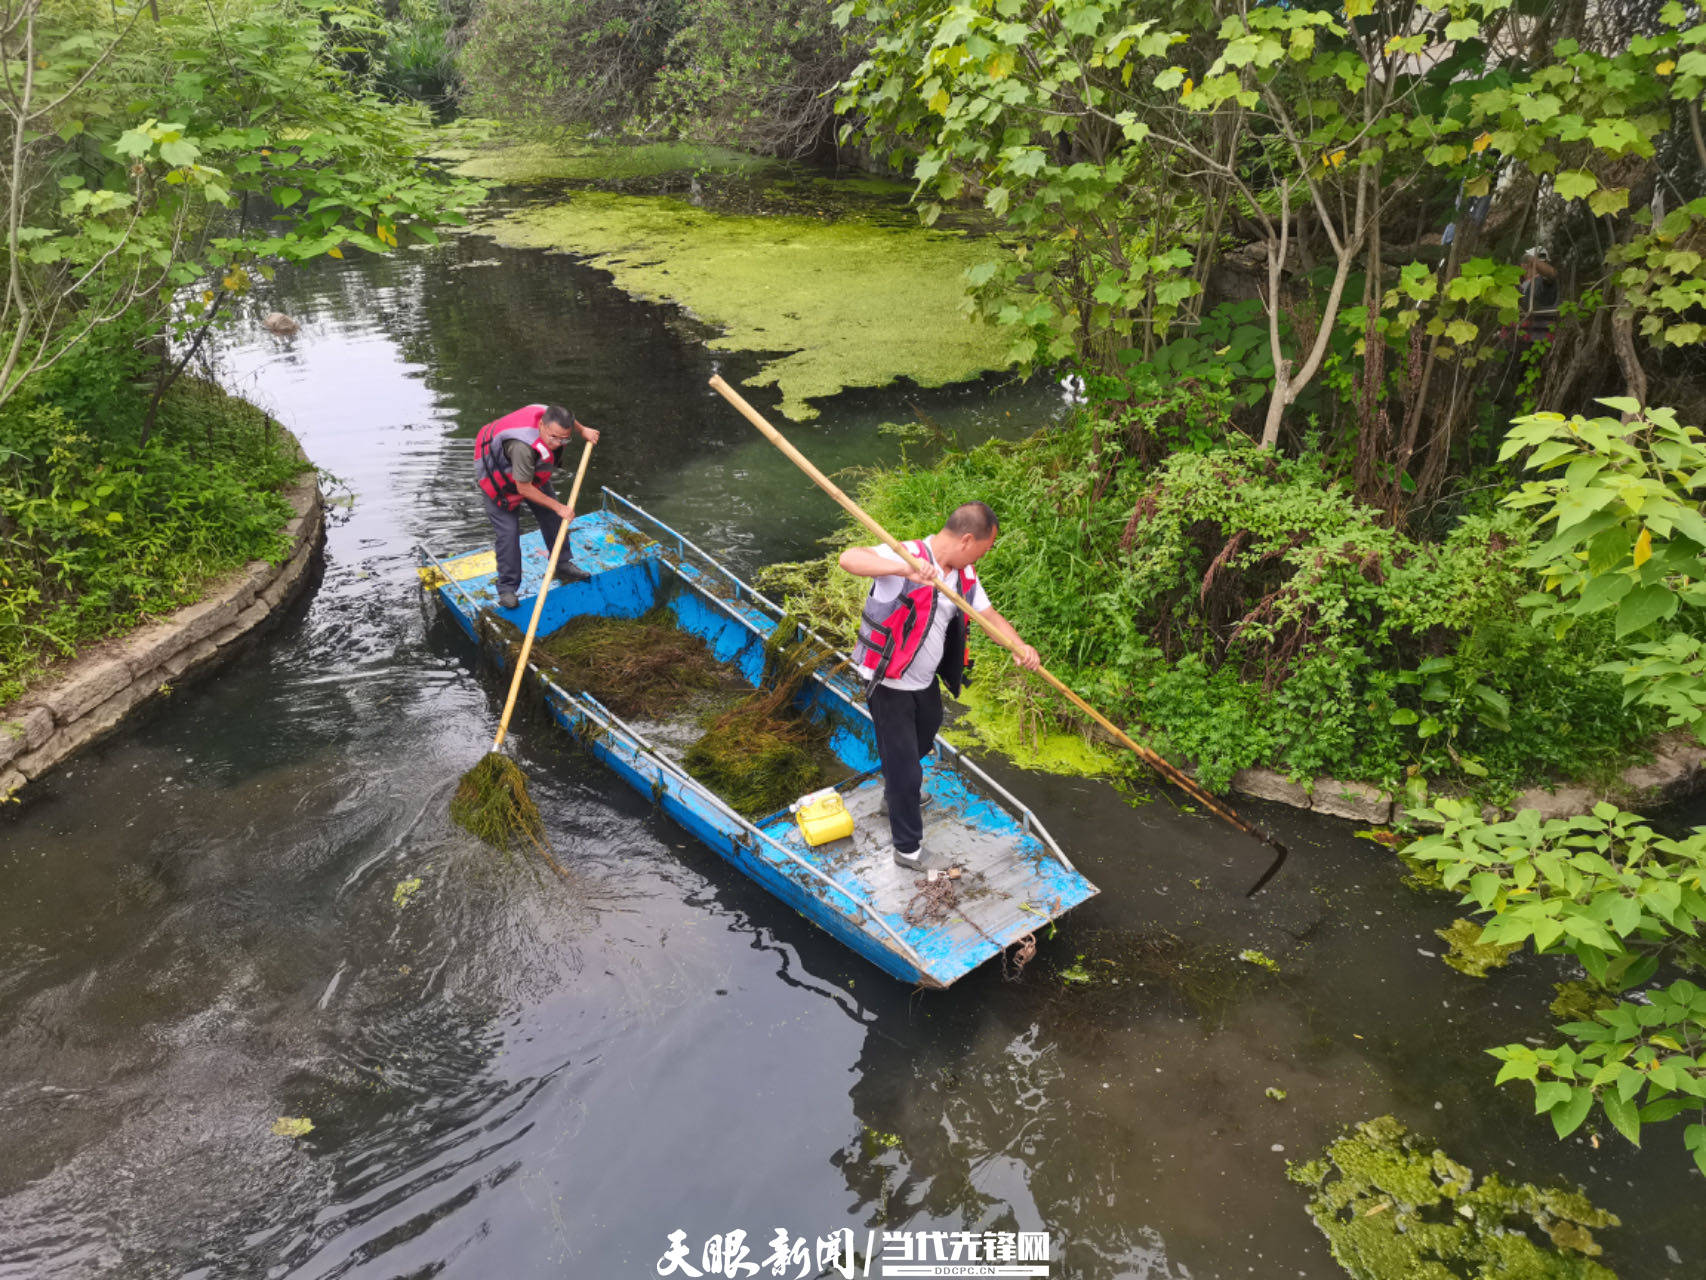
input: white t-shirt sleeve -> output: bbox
[867,545,910,603]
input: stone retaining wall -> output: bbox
[1229,731,1706,826]
[0,453,324,800]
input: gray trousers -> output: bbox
[482,485,572,593]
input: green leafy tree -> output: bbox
[1501,399,1706,739]
[1407,799,1706,1175]
[1400,396,1706,1179]
[835,0,1705,508]
[651,0,863,157]
[460,0,862,158]
[459,0,684,133]
[0,0,481,418]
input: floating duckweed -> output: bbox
[448,137,773,184]
[470,189,1012,420]
[1058,956,1093,985]
[861,1128,904,1158]
[1549,980,1617,1023]
[1436,917,1520,978]
[451,751,546,853]
[1238,948,1280,972]
[392,876,423,909]
[1265,1086,1288,1102]
[942,673,1117,777]
[271,1116,314,1139]
[1290,1114,1620,1280]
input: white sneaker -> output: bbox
[889,843,955,875]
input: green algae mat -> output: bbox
[1290,1115,1621,1280]
[455,137,1013,420]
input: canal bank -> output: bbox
[0,421,324,802]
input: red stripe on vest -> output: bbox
[855,539,976,682]
[474,406,556,511]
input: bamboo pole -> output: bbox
[491,438,595,752]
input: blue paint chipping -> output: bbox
[421,492,1098,987]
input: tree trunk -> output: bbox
[1610,301,1649,410]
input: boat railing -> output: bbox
[598,487,857,663]
[536,673,935,976]
[594,489,1076,875]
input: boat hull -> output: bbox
[420,491,1098,987]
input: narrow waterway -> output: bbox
[1,229,1700,1280]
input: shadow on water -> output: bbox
[1,226,1701,1279]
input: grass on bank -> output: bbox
[0,337,309,708]
[757,412,1659,796]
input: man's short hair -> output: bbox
[945,500,998,539]
[541,404,574,430]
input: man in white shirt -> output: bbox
[839,501,1040,875]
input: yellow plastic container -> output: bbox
[792,787,854,846]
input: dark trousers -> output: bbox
[869,681,944,855]
[482,485,570,593]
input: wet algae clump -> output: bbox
[1436,916,1521,978]
[1290,1115,1621,1280]
[451,752,547,853]
[531,613,742,719]
[685,709,824,818]
[684,632,840,818]
[471,190,1012,421]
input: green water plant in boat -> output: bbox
[684,627,840,818]
[532,612,741,719]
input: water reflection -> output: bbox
[0,231,1698,1280]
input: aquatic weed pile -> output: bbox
[684,629,838,817]
[532,612,739,718]
[451,751,546,852]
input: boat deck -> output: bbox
[756,771,1071,974]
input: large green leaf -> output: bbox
[1551,1086,1596,1137]
[1615,584,1679,638]
[1576,571,1634,614]
[1602,1090,1642,1146]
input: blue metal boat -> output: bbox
[419,490,1098,987]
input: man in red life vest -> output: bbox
[840,501,1040,876]
[473,403,601,609]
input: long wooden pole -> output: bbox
[708,374,1288,894]
[491,438,595,752]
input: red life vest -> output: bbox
[853,539,977,690]
[474,405,556,510]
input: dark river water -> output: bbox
[1,228,1700,1280]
